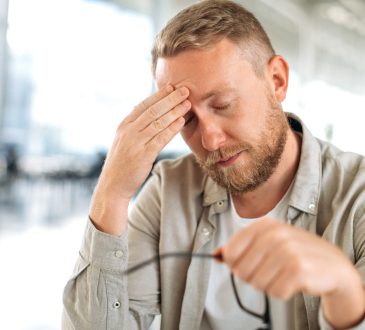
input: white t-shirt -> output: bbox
[201,186,294,330]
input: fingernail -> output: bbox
[182,100,191,108]
[179,87,188,96]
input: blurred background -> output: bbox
[0,0,364,329]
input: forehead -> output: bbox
[155,39,256,97]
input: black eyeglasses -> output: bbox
[123,252,271,330]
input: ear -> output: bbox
[267,55,289,102]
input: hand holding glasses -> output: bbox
[123,251,271,330]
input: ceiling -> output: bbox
[109,0,365,94]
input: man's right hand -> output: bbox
[89,85,191,235]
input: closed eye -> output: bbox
[213,104,230,111]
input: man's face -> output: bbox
[155,39,289,194]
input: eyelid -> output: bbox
[213,104,230,110]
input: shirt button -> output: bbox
[308,203,315,211]
[113,301,121,309]
[217,201,224,207]
[115,250,124,258]
[202,227,210,236]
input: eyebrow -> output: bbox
[200,88,237,101]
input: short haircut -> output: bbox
[151,0,276,78]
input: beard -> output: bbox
[196,99,289,195]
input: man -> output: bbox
[62,1,365,329]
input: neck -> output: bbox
[232,128,301,218]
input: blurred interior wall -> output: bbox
[114,0,365,96]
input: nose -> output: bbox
[199,115,226,151]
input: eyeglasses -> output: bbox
[123,252,271,330]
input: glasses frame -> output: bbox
[123,252,271,330]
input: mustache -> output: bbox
[200,143,251,167]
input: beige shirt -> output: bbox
[63,113,365,330]
[201,186,293,330]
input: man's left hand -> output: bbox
[217,218,365,329]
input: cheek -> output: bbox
[181,126,192,140]
[181,129,197,149]
[181,128,204,155]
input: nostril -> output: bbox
[201,132,224,152]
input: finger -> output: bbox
[141,100,191,143]
[146,116,186,153]
[265,263,304,300]
[222,218,278,268]
[230,222,289,282]
[135,87,189,130]
[126,85,174,123]
[246,240,292,292]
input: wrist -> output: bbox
[89,192,130,236]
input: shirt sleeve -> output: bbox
[318,204,365,330]
[62,218,161,330]
[62,167,164,330]
[319,305,365,330]
[62,218,131,329]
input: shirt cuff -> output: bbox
[80,218,128,272]
[319,305,365,330]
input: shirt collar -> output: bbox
[202,113,321,216]
[202,176,227,207]
[286,113,321,216]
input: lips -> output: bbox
[217,152,242,167]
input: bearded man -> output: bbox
[63,1,365,329]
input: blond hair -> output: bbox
[151,0,275,78]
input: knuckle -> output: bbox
[123,113,132,123]
[232,267,248,282]
[148,106,159,119]
[116,122,123,133]
[116,122,126,135]
[277,239,299,259]
[270,227,290,242]
[132,105,139,113]
[151,120,158,130]
[152,119,164,130]
[269,283,291,300]
[167,121,179,134]
[140,99,148,109]
[278,289,291,300]
[117,116,133,132]
[251,278,265,291]
[287,241,301,257]
[268,286,280,298]
[288,257,307,276]
[156,133,168,146]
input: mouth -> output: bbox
[217,151,243,167]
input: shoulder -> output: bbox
[319,139,365,181]
[317,139,365,221]
[153,153,200,173]
[152,153,207,192]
